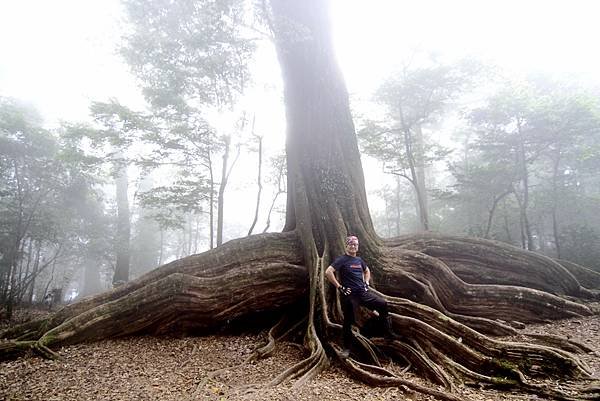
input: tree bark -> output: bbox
[2,232,305,342]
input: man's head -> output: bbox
[345,235,359,255]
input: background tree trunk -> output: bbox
[248,131,263,236]
[113,160,131,286]
[414,124,429,230]
[81,258,102,298]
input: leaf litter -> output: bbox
[1,312,598,401]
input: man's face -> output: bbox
[346,240,359,254]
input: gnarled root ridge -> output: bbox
[376,246,594,326]
[388,233,600,299]
[1,232,307,351]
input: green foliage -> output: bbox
[0,97,107,310]
[138,178,211,230]
[88,99,154,149]
[121,0,255,110]
[62,99,154,170]
[448,75,600,258]
[120,0,258,250]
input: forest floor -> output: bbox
[1,306,599,401]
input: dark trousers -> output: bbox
[341,289,389,347]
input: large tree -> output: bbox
[2,1,599,400]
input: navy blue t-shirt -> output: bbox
[331,254,367,291]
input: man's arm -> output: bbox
[326,265,351,295]
[363,266,371,286]
[325,265,342,289]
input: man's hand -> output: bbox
[364,282,369,292]
[338,286,351,296]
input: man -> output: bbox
[325,235,392,358]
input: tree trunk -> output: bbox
[81,257,102,298]
[25,240,41,304]
[551,147,563,258]
[273,0,378,259]
[392,177,398,235]
[413,124,429,230]
[484,189,512,239]
[515,119,534,250]
[262,155,285,233]
[207,147,215,249]
[217,135,240,246]
[132,174,161,276]
[113,160,131,286]
[248,130,263,236]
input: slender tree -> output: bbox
[247,117,263,236]
[85,100,152,285]
[262,154,286,233]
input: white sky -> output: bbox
[332,0,600,95]
[2,0,599,126]
[2,0,600,237]
[0,0,143,124]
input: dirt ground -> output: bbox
[1,309,599,401]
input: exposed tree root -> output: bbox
[0,340,36,359]
[2,232,599,400]
[33,341,60,360]
[1,232,306,344]
[340,356,465,401]
[251,313,307,360]
[388,233,599,299]
[521,333,594,354]
[377,247,593,325]
[559,259,600,291]
[0,339,60,360]
[266,253,329,388]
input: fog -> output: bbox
[1,0,599,303]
